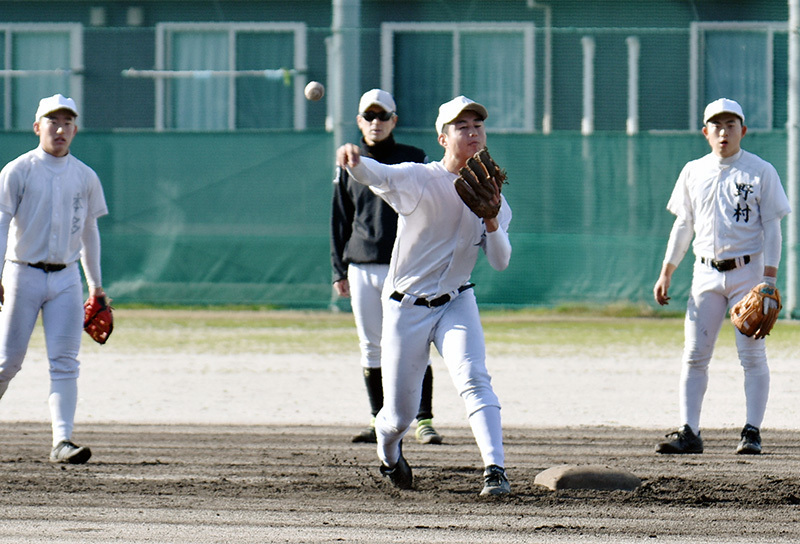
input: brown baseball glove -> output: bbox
[84,295,114,344]
[454,147,507,219]
[730,283,782,339]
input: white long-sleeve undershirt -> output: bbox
[80,217,102,289]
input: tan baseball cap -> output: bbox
[358,89,396,114]
[703,98,744,124]
[435,96,488,134]
[35,94,78,121]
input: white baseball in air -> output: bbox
[304,81,325,101]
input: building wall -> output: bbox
[0,0,789,131]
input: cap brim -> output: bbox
[38,107,78,119]
[360,102,392,113]
[437,104,488,133]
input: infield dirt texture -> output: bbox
[2,309,800,543]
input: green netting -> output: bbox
[0,130,789,310]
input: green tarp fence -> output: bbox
[0,130,789,310]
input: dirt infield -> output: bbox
[3,311,800,542]
[3,422,800,543]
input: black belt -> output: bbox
[700,255,750,272]
[28,262,67,272]
[390,284,474,308]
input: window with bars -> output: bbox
[380,22,535,132]
[154,22,308,131]
[0,23,83,130]
[690,21,786,131]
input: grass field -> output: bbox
[58,305,800,358]
[8,306,800,431]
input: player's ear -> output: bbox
[438,130,447,148]
[740,124,747,137]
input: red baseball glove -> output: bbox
[84,295,114,344]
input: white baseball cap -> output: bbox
[703,98,744,124]
[435,95,488,134]
[358,89,396,114]
[35,93,78,121]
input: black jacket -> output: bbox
[330,135,427,283]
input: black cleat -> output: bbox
[736,424,762,455]
[352,426,377,443]
[480,465,511,496]
[50,440,92,464]
[380,454,413,490]
[656,424,703,454]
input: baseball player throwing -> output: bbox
[337,96,512,496]
[331,89,442,445]
[0,94,109,463]
[653,98,790,455]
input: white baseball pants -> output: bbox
[348,263,388,369]
[680,255,770,433]
[0,261,84,445]
[375,289,504,468]
[349,262,433,371]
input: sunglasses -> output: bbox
[361,111,394,122]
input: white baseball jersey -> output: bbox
[347,158,512,298]
[667,149,790,261]
[0,146,108,265]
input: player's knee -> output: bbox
[738,351,768,374]
[377,412,414,435]
[0,358,25,382]
[48,358,80,379]
[460,383,500,415]
[683,341,714,363]
[682,354,711,371]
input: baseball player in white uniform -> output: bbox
[336,96,512,496]
[331,89,442,445]
[653,98,791,455]
[0,94,109,464]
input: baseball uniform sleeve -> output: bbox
[346,157,425,216]
[483,195,513,271]
[484,229,511,271]
[762,217,782,269]
[0,211,10,278]
[86,170,109,220]
[663,215,694,267]
[0,159,23,217]
[665,164,694,221]
[759,163,791,223]
[80,216,102,289]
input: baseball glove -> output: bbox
[730,283,782,339]
[454,147,507,219]
[84,295,113,345]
